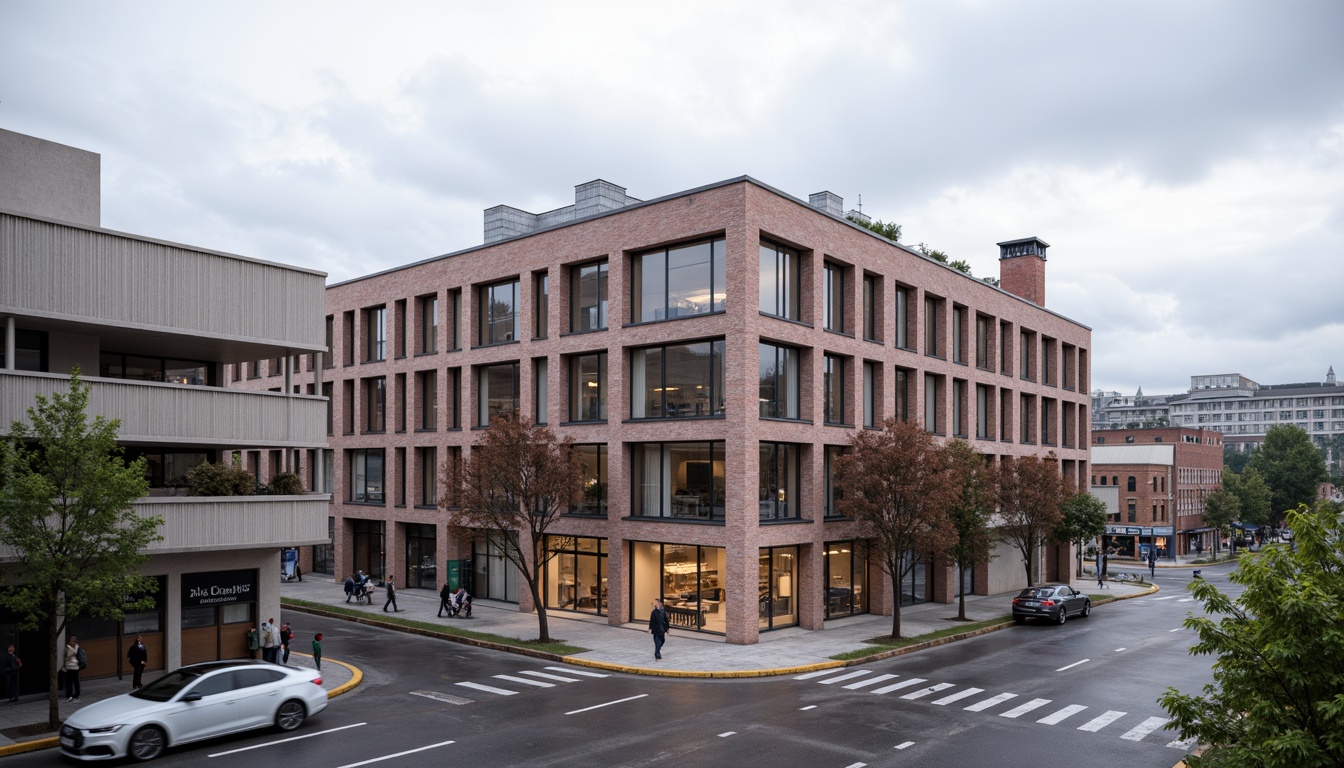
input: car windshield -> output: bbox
[130,668,204,702]
[1018,588,1057,599]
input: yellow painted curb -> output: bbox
[0,736,58,757]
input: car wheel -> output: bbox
[1081,600,1091,618]
[276,699,307,731]
[128,725,166,762]
[1056,607,1067,625]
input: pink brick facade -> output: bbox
[234,177,1092,645]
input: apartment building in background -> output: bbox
[241,176,1093,645]
[0,128,329,691]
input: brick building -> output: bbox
[238,176,1093,645]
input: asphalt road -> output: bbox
[32,565,1235,768]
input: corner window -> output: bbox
[633,238,725,322]
[570,260,608,332]
[758,342,800,419]
[632,340,725,419]
[759,241,800,320]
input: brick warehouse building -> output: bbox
[1090,426,1223,561]
[236,177,1092,645]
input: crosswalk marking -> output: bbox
[820,670,874,685]
[519,670,580,683]
[456,681,517,696]
[546,666,609,678]
[931,687,984,706]
[901,683,955,700]
[844,674,899,690]
[965,692,1018,712]
[1121,716,1170,741]
[872,678,928,695]
[493,674,555,688]
[1000,698,1052,718]
[795,668,847,680]
[1077,710,1127,732]
[1037,704,1088,724]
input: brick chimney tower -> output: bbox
[998,237,1049,306]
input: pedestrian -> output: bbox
[1148,549,1157,579]
[247,626,259,658]
[295,563,303,582]
[280,623,293,664]
[1097,554,1107,589]
[344,575,356,602]
[127,636,147,689]
[2,645,21,702]
[383,577,399,612]
[311,633,323,671]
[63,635,84,702]
[260,618,279,663]
[438,582,453,617]
[648,598,670,660]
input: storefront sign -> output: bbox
[181,569,257,607]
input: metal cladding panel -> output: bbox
[0,213,325,349]
[137,496,331,553]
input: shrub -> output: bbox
[267,472,304,496]
[185,461,256,496]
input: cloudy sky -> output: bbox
[3,1,1341,395]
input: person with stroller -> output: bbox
[447,586,472,618]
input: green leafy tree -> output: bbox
[1223,467,1272,528]
[942,441,998,621]
[1159,502,1344,767]
[1054,492,1108,578]
[995,454,1071,586]
[0,370,163,728]
[1201,487,1240,558]
[849,216,901,242]
[1224,444,1254,475]
[915,242,973,275]
[1247,424,1327,525]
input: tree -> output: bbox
[1247,424,1327,525]
[443,413,581,644]
[995,454,1070,586]
[834,419,958,639]
[1201,487,1240,559]
[1054,492,1107,578]
[1223,467,1272,528]
[1224,443,1254,475]
[941,441,998,621]
[1159,502,1344,767]
[849,216,901,242]
[0,370,163,728]
[915,242,973,275]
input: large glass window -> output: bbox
[545,535,607,616]
[632,340,725,419]
[824,355,846,425]
[823,262,844,332]
[473,531,520,603]
[363,306,387,362]
[569,352,607,422]
[758,443,800,521]
[350,448,385,503]
[4,328,48,371]
[632,542,726,634]
[758,342,799,419]
[418,295,438,354]
[405,523,437,589]
[976,315,990,369]
[759,241,800,320]
[759,546,799,630]
[924,296,941,357]
[894,286,910,349]
[571,444,607,516]
[895,367,912,422]
[824,446,847,517]
[534,272,549,339]
[824,541,869,618]
[417,447,436,506]
[479,279,519,345]
[925,373,942,434]
[417,370,437,430]
[862,275,879,341]
[631,442,725,520]
[863,361,877,428]
[477,362,519,426]
[634,238,726,323]
[363,377,386,432]
[570,260,608,332]
[100,352,213,386]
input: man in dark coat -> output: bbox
[648,598,670,660]
[127,636,147,688]
[2,645,20,701]
[383,577,399,612]
[438,583,453,617]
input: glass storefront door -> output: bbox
[405,523,437,589]
[824,541,869,619]
[473,531,520,603]
[544,536,607,616]
[631,542,726,634]
[758,547,798,630]
[351,519,385,580]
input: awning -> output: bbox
[1232,523,1260,531]
[1177,527,1215,534]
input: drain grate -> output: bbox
[411,690,474,705]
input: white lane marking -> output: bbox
[518,670,581,682]
[1114,647,1127,652]
[820,670,874,685]
[1056,659,1090,671]
[844,674,898,690]
[335,740,456,768]
[932,687,984,706]
[1169,627,1183,632]
[456,681,517,696]
[1167,736,1199,749]
[719,732,736,738]
[901,683,955,700]
[1037,704,1088,725]
[409,690,472,705]
[1000,698,1052,718]
[493,674,555,688]
[565,693,648,715]
[800,705,817,710]
[894,742,915,750]
[1077,710,1127,732]
[1122,716,1171,741]
[872,678,928,694]
[209,723,367,756]
[794,668,847,680]
[844,763,868,768]
[546,666,609,677]
[1178,598,1195,603]
[965,692,1018,712]
[1151,596,1177,600]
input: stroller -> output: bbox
[448,591,473,619]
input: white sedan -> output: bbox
[59,660,327,761]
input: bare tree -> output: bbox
[441,414,581,643]
[942,440,998,621]
[835,419,958,639]
[996,454,1070,587]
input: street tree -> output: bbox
[1159,501,1344,767]
[1247,424,1327,524]
[0,370,163,728]
[1201,487,1240,558]
[941,440,998,621]
[1054,492,1108,578]
[995,454,1070,587]
[835,419,958,639]
[442,413,581,644]
[1223,467,1272,528]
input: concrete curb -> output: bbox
[0,736,57,757]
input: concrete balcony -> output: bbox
[137,494,331,553]
[1,371,327,447]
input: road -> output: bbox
[30,565,1234,767]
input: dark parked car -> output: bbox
[1012,584,1091,625]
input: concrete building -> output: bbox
[247,176,1092,645]
[1090,426,1223,560]
[0,128,329,690]
[1091,387,1178,430]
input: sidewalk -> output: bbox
[280,571,1159,676]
